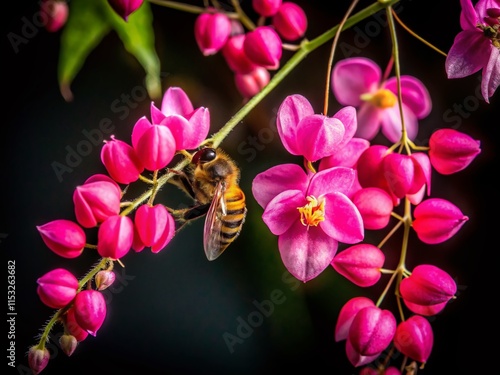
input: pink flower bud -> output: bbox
[101,136,144,184]
[252,0,282,17]
[132,120,176,171]
[37,219,86,258]
[351,187,393,230]
[97,215,134,260]
[234,66,271,98]
[345,338,380,367]
[222,34,259,74]
[382,153,425,198]
[244,26,283,70]
[194,11,232,56]
[412,198,468,244]
[59,334,78,356]
[107,0,144,21]
[95,270,116,291]
[335,296,375,342]
[28,346,50,375]
[73,179,121,228]
[84,174,122,196]
[403,300,448,316]
[272,2,308,41]
[332,244,385,287]
[73,290,106,336]
[349,306,396,356]
[394,315,434,364]
[37,268,79,309]
[429,128,481,175]
[40,0,68,32]
[64,307,89,341]
[400,264,457,306]
[134,204,176,253]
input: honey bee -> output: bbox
[172,147,247,261]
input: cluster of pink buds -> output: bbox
[30,86,210,374]
[193,0,308,99]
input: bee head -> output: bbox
[192,147,217,165]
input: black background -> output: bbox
[4,1,499,374]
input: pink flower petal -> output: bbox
[380,103,418,142]
[262,190,303,235]
[131,116,152,149]
[161,87,194,117]
[460,0,479,29]
[355,103,382,140]
[482,47,500,103]
[332,57,381,106]
[183,107,210,149]
[252,163,308,208]
[160,114,193,150]
[296,115,345,161]
[332,106,357,148]
[319,137,370,170]
[320,192,364,244]
[445,31,488,78]
[277,94,314,155]
[384,76,432,119]
[308,166,356,197]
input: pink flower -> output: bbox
[412,198,469,244]
[64,307,89,341]
[345,338,380,367]
[73,290,106,336]
[37,219,86,258]
[149,87,210,150]
[97,215,134,260]
[252,0,282,17]
[101,136,144,184]
[394,315,434,364]
[40,0,68,32]
[331,244,385,287]
[445,0,500,103]
[429,128,481,175]
[134,203,176,253]
[382,153,426,198]
[351,187,393,230]
[335,296,375,342]
[194,11,232,56]
[222,34,258,74]
[276,94,357,162]
[28,346,50,375]
[331,57,431,142]
[252,164,364,282]
[272,2,308,41]
[37,268,79,309]
[107,0,144,21]
[234,66,270,98]
[403,300,448,317]
[243,26,283,70]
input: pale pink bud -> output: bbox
[37,268,79,309]
[133,122,176,171]
[252,0,282,17]
[73,179,121,228]
[222,34,259,74]
[59,334,78,356]
[349,306,396,356]
[394,315,434,364]
[107,0,144,21]
[64,307,89,341]
[234,66,271,98]
[400,264,457,306]
[97,215,134,260]
[37,219,86,258]
[429,128,481,175]
[332,244,385,287]
[40,0,68,32]
[194,11,232,56]
[28,346,50,375]
[351,187,393,230]
[412,198,468,244]
[243,26,283,70]
[383,153,425,198]
[95,270,116,291]
[335,296,375,342]
[101,136,144,184]
[134,204,176,253]
[272,2,308,41]
[403,300,448,316]
[73,290,106,336]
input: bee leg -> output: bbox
[183,203,210,221]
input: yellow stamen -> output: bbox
[360,88,397,108]
[297,195,326,228]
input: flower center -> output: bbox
[297,195,326,228]
[481,8,500,49]
[360,88,397,109]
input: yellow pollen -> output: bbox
[361,88,398,109]
[297,195,326,228]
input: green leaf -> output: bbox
[58,0,111,101]
[58,0,161,102]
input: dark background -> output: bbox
[4,0,499,374]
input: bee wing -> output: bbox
[203,181,226,261]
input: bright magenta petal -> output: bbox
[277,94,314,155]
[278,221,338,282]
[320,192,364,244]
[308,166,356,197]
[161,87,194,117]
[380,103,418,142]
[482,47,500,103]
[252,164,308,208]
[445,31,488,78]
[355,103,382,140]
[183,107,210,149]
[160,114,193,150]
[131,116,152,149]
[296,115,345,161]
[319,138,370,170]
[332,106,357,148]
[332,57,381,106]
[460,0,478,29]
[262,190,303,235]
[385,76,432,119]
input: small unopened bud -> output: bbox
[59,334,78,356]
[28,346,50,375]
[95,270,116,291]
